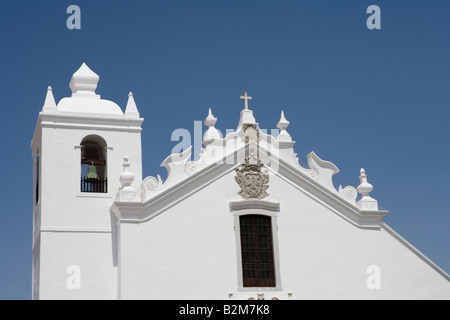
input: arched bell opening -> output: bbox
[80,135,108,193]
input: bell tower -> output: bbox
[30,63,143,300]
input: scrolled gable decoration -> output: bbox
[235,155,269,200]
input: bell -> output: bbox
[85,162,99,181]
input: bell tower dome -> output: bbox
[30,63,144,300]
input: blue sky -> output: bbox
[0,0,449,299]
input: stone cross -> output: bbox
[240,91,252,110]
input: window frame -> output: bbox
[239,214,276,288]
[79,135,108,194]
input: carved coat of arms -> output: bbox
[235,155,269,200]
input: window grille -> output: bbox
[239,215,276,287]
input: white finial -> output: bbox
[277,110,292,142]
[277,110,290,131]
[69,62,100,98]
[204,108,217,128]
[203,108,221,145]
[357,168,372,196]
[357,168,378,211]
[118,155,138,202]
[125,92,140,117]
[240,91,252,110]
[42,86,57,112]
[119,155,134,188]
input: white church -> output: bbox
[30,63,450,300]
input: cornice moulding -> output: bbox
[229,199,280,212]
[39,111,144,125]
[37,112,143,132]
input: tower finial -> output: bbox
[69,63,100,98]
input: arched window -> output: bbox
[80,135,107,193]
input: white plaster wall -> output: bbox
[40,126,142,229]
[362,227,450,299]
[38,231,117,300]
[37,118,142,299]
[271,173,450,299]
[120,170,450,300]
[120,172,240,300]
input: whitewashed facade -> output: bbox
[31,64,450,300]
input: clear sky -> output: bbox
[0,0,449,299]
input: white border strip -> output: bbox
[40,227,111,233]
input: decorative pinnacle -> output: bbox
[240,91,252,110]
[277,110,290,131]
[119,155,135,188]
[357,168,373,197]
[204,108,217,128]
[42,86,57,111]
[276,110,292,142]
[125,91,139,117]
[203,108,221,144]
[356,168,379,211]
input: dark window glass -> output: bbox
[239,215,275,287]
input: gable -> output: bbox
[111,102,449,299]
